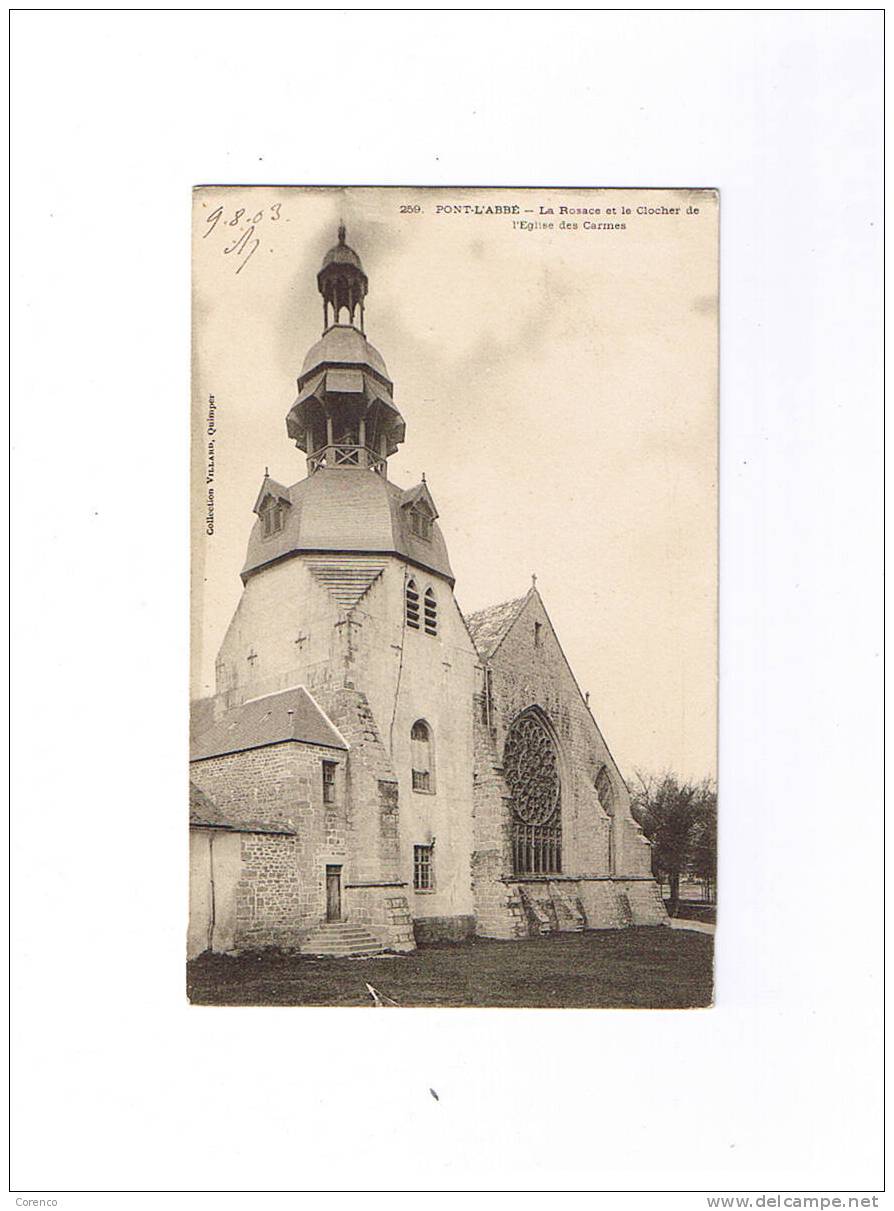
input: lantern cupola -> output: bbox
[286,225,406,477]
[317,222,368,332]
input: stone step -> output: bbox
[305,946,385,958]
[302,922,386,958]
[310,929,379,940]
[312,922,371,931]
[311,925,369,931]
[308,945,383,956]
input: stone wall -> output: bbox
[413,915,476,944]
[191,673,422,951]
[207,550,478,940]
[470,591,664,934]
[485,591,654,881]
[189,740,347,949]
[236,833,306,948]
[188,828,241,957]
[471,702,528,939]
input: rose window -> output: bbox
[503,710,562,874]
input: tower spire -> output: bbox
[317,223,368,333]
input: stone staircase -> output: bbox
[517,884,553,934]
[547,882,586,931]
[517,883,588,936]
[301,922,388,958]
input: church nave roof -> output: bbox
[464,594,529,658]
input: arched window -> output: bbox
[595,767,617,875]
[405,579,420,629]
[424,587,438,636]
[503,710,561,874]
[411,719,434,792]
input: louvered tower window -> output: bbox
[424,588,438,636]
[260,496,285,537]
[405,579,420,628]
[410,506,433,540]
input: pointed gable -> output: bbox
[400,480,439,519]
[252,473,291,515]
[400,481,439,542]
[471,586,629,792]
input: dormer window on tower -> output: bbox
[253,480,291,539]
[260,496,285,537]
[410,503,433,541]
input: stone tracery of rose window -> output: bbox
[503,711,563,875]
[503,712,561,824]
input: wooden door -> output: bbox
[326,865,342,922]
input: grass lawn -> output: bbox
[187,927,713,1008]
[668,901,717,925]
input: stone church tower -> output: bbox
[188,226,665,959]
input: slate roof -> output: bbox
[253,474,291,512]
[299,325,390,384]
[464,594,530,658]
[241,467,454,585]
[188,780,296,835]
[321,243,364,271]
[190,696,216,749]
[190,685,347,761]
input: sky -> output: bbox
[191,186,717,783]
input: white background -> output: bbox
[9,9,884,1202]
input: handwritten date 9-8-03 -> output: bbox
[202,202,281,274]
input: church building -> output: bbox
[188,226,666,959]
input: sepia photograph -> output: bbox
[188,186,718,1008]
[11,8,882,1198]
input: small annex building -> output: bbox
[188,225,666,958]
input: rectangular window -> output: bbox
[412,769,431,792]
[534,621,542,648]
[322,760,337,804]
[414,844,434,891]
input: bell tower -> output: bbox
[286,225,406,478]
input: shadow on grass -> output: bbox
[667,901,717,925]
[187,927,713,1008]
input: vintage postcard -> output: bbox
[189,186,718,1007]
